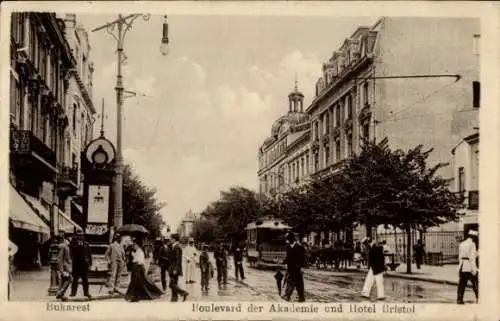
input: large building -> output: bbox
[9,13,95,270]
[178,209,198,240]
[257,17,480,248]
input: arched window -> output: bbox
[72,103,77,133]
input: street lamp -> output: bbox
[92,14,169,230]
[160,15,170,56]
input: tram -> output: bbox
[245,217,291,268]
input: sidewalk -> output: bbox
[307,263,461,286]
[10,267,121,302]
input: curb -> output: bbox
[54,293,123,302]
[349,268,460,286]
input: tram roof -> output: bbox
[245,220,291,230]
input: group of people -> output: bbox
[155,237,246,295]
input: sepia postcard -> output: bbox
[1,1,499,320]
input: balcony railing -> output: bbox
[10,129,56,168]
[59,166,79,186]
[468,190,479,210]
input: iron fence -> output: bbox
[375,230,463,265]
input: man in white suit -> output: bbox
[184,238,198,283]
[457,230,479,304]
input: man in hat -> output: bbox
[361,238,386,300]
[214,241,228,286]
[105,233,126,294]
[69,228,93,299]
[55,232,72,301]
[157,238,172,292]
[233,243,245,281]
[282,232,306,302]
[184,237,198,284]
[168,234,188,302]
[457,230,479,304]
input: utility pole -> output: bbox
[92,14,169,229]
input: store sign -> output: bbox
[86,223,108,235]
[88,185,109,223]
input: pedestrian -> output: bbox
[414,239,425,270]
[199,244,211,292]
[168,234,189,302]
[274,267,284,296]
[282,232,306,302]
[184,237,197,283]
[457,230,479,304]
[8,240,18,300]
[125,237,164,302]
[361,238,386,301]
[214,241,228,287]
[233,243,245,281]
[69,228,92,300]
[381,240,391,267]
[56,232,72,301]
[105,233,126,294]
[354,241,362,269]
[157,238,171,292]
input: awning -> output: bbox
[9,185,50,234]
[22,192,81,234]
[59,209,81,233]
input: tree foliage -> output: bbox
[123,164,166,240]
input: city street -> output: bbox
[11,256,477,304]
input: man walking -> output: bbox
[157,238,171,292]
[457,230,479,304]
[168,234,188,302]
[233,243,245,281]
[70,229,93,300]
[56,232,72,301]
[184,237,197,283]
[414,239,425,270]
[361,238,386,300]
[282,232,306,302]
[214,241,228,287]
[105,233,126,294]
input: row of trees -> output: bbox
[192,138,465,273]
[122,164,166,240]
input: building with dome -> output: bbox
[258,81,312,196]
[178,209,198,240]
[257,17,479,249]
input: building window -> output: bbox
[346,94,353,119]
[335,140,341,162]
[473,81,480,108]
[325,112,330,134]
[362,123,370,140]
[347,133,353,157]
[314,153,319,171]
[363,82,369,106]
[458,166,465,198]
[301,158,305,176]
[325,145,330,166]
[72,103,77,132]
[314,121,319,140]
[306,154,309,174]
[335,104,340,126]
[473,34,480,56]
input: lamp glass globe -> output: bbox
[160,42,170,56]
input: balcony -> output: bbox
[58,166,79,195]
[10,129,57,180]
[468,190,479,210]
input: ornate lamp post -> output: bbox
[92,14,170,230]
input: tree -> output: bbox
[123,164,166,240]
[199,186,264,243]
[191,217,220,244]
[337,138,464,273]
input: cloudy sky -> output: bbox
[77,14,379,229]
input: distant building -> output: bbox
[451,132,479,233]
[178,209,198,239]
[258,81,311,196]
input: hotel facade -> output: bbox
[258,17,479,250]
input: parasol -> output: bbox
[117,224,149,235]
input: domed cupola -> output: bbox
[288,77,305,113]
